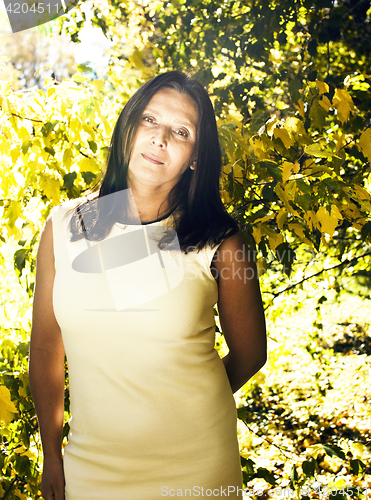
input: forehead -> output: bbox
[145,88,198,128]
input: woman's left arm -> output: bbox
[213,231,267,393]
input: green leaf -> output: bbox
[275,242,296,276]
[302,458,317,478]
[304,143,332,158]
[44,146,55,156]
[228,168,234,198]
[63,172,77,189]
[236,407,248,421]
[41,121,58,137]
[290,464,299,488]
[14,248,30,277]
[261,161,282,182]
[241,457,255,476]
[349,458,366,475]
[76,64,93,73]
[82,171,96,185]
[309,101,328,130]
[21,140,32,155]
[256,467,276,486]
[322,444,346,460]
[361,221,371,242]
[88,140,97,154]
[17,341,30,357]
[262,183,277,202]
[288,77,302,104]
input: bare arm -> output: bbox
[213,231,267,393]
[29,216,65,500]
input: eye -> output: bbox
[142,115,156,124]
[175,128,189,138]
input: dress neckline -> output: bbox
[115,206,178,227]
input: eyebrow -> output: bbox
[144,107,197,130]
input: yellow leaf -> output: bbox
[266,115,278,136]
[252,226,262,245]
[18,374,28,399]
[358,128,371,163]
[303,210,317,231]
[284,116,306,136]
[5,200,22,230]
[273,128,292,148]
[343,202,361,220]
[70,117,82,137]
[282,162,295,183]
[128,50,145,69]
[276,209,288,230]
[274,184,299,216]
[316,80,329,94]
[316,205,340,237]
[249,138,267,159]
[351,442,366,460]
[354,184,371,200]
[256,257,267,277]
[295,99,305,118]
[13,489,27,500]
[332,88,354,124]
[304,143,332,158]
[63,148,73,171]
[233,162,244,180]
[10,147,20,164]
[14,444,37,460]
[82,123,96,138]
[330,204,342,220]
[254,213,275,224]
[18,126,30,142]
[39,174,61,204]
[92,80,105,93]
[0,385,17,426]
[79,157,99,174]
[319,95,331,112]
[252,370,266,384]
[268,231,283,251]
[306,444,325,459]
[334,133,347,152]
[288,223,311,245]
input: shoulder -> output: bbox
[40,198,85,252]
[52,197,86,216]
[212,230,256,269]
[36,215,55,272]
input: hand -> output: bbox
[41,456,65,500]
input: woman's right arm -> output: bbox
[29,216,66,500]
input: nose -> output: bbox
[150,127,167,148]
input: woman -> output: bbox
[29,71,267,500]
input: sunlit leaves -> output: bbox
[0,78,120,246]
[358,128,371,164]
[332,89,354,124]
[0,385,17,426]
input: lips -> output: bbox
[141,153,164,165]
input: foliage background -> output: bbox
[0,0,370,498]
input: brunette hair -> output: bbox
[69,71,238,251]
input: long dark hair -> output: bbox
[69,71,238,252]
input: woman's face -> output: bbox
[127,87,198,192]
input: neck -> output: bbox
[129,183,171,222]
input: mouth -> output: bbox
[141,153,164,165]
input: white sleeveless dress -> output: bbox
[52,199,243,499]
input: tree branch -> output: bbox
[265,249,371,309]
